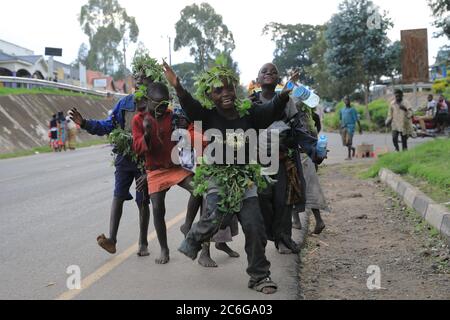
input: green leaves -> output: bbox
[108,128,145,170]
[192,162,267,216]
[131,53,165,82]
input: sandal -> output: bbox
[97,234,116,254]
[249,277,278,295]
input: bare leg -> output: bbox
[312,209,326,235]
[150,191,170,264]
[97,197,124,254]
[180,195,202,238]
[292,211,302,230]
[137,203,150,257]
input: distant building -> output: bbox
[0,39,34,56]
[0,52,48,80]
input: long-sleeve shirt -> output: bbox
[81,94,140,170]
[177,90,289,165]
[132,110,178,171]
[82,94,135,135]
[386,100,413,134]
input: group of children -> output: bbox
[48,111,78,152]
[70,56,329,294]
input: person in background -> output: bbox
[385,89,413,152]
[57,111,67,152]
[49,114,59,152]
[435,95,449,134]
[66,115,79,150]
[339,96,362,160]
[417,94,437,133]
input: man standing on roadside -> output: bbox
[385,89,413,152]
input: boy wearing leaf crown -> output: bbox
[162,58,293,294]
[69,54,161,257]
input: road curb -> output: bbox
[379,168,450,244]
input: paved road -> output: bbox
[0,133,432,300]
[0,145,299,300]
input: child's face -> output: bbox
[147,92,169,118]
[257,63,279,87]
[210,79,237,111]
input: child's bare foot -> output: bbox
[345,157,352,161]
[137,245,150,257]
[277,242,293,255]
[155,249,170,264]
[215,243,240,258]
[313,221,326,235]
[198,250,218,268]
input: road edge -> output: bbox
[379,168,450,244]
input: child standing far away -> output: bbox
[340,96,362,160]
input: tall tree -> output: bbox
[263,22,322,85]
[427,0,450,39]
[174,3,235,71]
[325,0,393,119]
[307,26,347,101]
[79,0,139,75]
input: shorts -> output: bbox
[340,127,354,147]
[114,155,149,205]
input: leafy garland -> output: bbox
[131,53,166,102]
[192,161,267,216]
[194,64,252,118]
[108,128,145,171]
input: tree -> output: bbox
[79,0,139,75]
[307,26,347,101]
[427,0,450,39]
[384,41,402,83]
[174,3,235,71]
[263,22,322,85]
[435,45,450,65]
[72,43,89,67]
[172,62,198,93]
[325,0,393,119]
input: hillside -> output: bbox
[0,94,116,153]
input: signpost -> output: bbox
[45,47,63,81]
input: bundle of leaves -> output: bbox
[192,161,267,217]
[108,128,145,170]
[194,63,252,118]
[131,53,166,101]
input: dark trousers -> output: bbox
[180,194,271,285]
[392,130,408,151]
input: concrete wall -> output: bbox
[0,94,117,153]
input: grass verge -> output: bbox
[0,87,103,100]
[0,138,108,160]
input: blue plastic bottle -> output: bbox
[316,135,328,158]
[286,81,320,108]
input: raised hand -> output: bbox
[69,108,84,126]
[288,69,300,84]
[162,59,179,88]
[143,115,152,135]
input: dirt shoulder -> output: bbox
[299,163,450,300]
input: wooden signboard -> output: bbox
[401,29,429,83]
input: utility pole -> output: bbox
[168,36,172,66]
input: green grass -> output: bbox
[0,87,103,100]
[362,139,450,197]
[323,99,389,132]
[0,138,108,160]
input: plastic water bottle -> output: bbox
[316,135,328,158]
[286,81,320,108]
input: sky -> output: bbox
[1,0,448,85]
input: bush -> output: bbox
[323,99,389,132]
[432,78,449,94]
